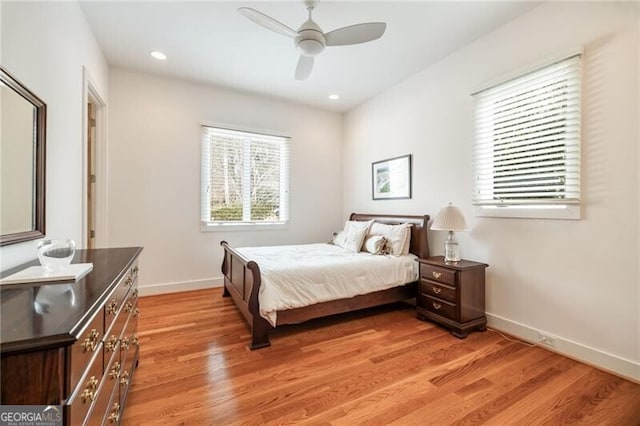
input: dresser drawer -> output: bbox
[420,264,456,286]
[120,303,138,371]
[419,295,458,321]
[420,279,456,303]
[70,310,104,395]
[104,281,129,338]
[86,354,119,426]
[66,351,103,426]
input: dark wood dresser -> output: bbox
[1,247,142,425]
[416,256,488,338]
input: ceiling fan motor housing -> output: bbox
[295,19,325,56]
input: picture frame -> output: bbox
[372,154,412,200]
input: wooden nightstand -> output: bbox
[416,256,488,338]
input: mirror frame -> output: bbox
[0,66,46,246]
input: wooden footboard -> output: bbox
[220,241,272,349]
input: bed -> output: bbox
[220,213,430,349]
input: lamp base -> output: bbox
[444,231,461,262]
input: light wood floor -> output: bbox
[122,288,640,425]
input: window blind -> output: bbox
[201,126,290,224]
[472,55,581,206]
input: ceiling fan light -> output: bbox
[150,50,167,61]
[296,39,324,56]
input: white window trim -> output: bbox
[475,204,580,220]
[472,51,583,220]
[200,122,291,231]
[200,221,289,232]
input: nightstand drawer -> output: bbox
[420,280,456,303]
[420,264,456,286]
[419,295,457,320]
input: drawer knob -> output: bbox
[432,271,442,279]
[120,370,130,386]
[106,299,118,315]
[132,266,139,274]
[133,289,139,298]
[432,302,442,310]
[124,301,134,314]
[133,308,140,318]
[124,276,132,287]
[132,335,140,347]
[110,362,121,379]
[432,286,442,294]
[121,336,130,351]
[105,335,119,352]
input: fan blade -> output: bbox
[237,7,297,38]
[325,22,386,46]
[295,55,314,80]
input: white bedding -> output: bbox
[236,243,418,327]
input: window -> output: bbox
[201,125,290,227]
[472,54,581,219]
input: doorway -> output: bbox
[83,67,107,249]
[87,100,97,248]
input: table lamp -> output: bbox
[431,202,469,262]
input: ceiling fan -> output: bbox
[238,0,386,80]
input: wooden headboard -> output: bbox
[349,213,430,259]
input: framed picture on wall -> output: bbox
[372,154,412,200]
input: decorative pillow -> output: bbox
[362,235,387,255]
[335,220,374,252]
[368,222,412,256]
[329,232,340,245]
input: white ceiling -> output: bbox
[80,1,540,112]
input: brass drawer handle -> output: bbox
[121,336,130,351]
[132,266,139,274]
[432,271,442,279]
[81,388,96,403]
[133,308,140,318]
[132,335,140,347]
[108,402,120,423]
[432,302,442,310]
[120,370,130,386]
[110,362,121,379]
[432,286,442,294]
[124,276,132,287]
[105,335,119,352]
[106,299,118,315]
[81,375,99,403]
[88,376,99,390]
[124,301,134,314]
[133,289,139,298]
[81,329,100,352]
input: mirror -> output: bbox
[0,66,46,246]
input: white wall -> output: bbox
[107,69,343,295]
[0,2,109,269]
[637,7,640,380]
[344,2,639,380]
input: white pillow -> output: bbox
[368,222,412,256]
[362,235,387,255]
[336,220,374,252]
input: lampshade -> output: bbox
[431,202,469,232]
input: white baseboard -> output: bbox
[487,312,640,383]
[138,277,224,297]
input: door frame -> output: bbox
[82,67,108,249]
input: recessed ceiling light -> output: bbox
[150,50,167,61]
[328,94,340,100]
